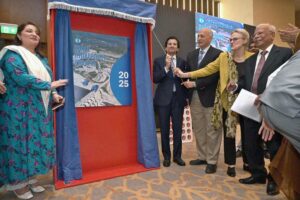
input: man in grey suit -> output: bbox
[183,28,222,173]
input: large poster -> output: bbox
[72,31,131,107]
[195,13,244,51]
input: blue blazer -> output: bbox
[153,55,188,107]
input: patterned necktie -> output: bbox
[171,56,176,91]
[197,49,204,67]
[170,56,175,76]
[251,50,268,94]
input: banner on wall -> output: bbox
[195,13,244,51]
[73,31,131,107]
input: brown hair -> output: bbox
[164,36,180,48]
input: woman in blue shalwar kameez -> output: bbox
[0,22,68,199]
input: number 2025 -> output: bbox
[119,71,129,88]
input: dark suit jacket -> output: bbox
[186,46,222,107]
[240,45,293,95]
[153,55,187,107]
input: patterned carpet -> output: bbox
[0,135,287,200]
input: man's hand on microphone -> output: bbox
[164,54,172,71]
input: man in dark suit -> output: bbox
[238,23,293,196]
[153,36,187,167]
[183,28,222,173]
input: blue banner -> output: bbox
[195,13,244,51]
[48,0,157,27]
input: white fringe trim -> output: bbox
[48,2,156,28]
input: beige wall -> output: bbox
[219,0,254,24]
[253,0,295,46]
[296,11,300,27]
[0,0,47,42]
[220,0,296,47]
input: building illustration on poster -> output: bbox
[195,13,244,51]
[72,31,131,107]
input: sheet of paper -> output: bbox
[231,89,261,122]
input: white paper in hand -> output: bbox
[231,89,261,122]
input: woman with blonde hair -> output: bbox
[176,28,253,177]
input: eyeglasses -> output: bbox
[229,37,243,42]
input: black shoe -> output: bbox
[239,176,266,184]
[189,159,207,165]
[243,164,250,172]
[236,149,242,158]
[227,167,236,177]
[205,164,217,174]
[163,159,170,167]
[173,158,186,166]
[267,180,279,195]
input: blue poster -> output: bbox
[72,31,131,107]
[195,13,244,51]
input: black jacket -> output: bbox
[186,46,222,107]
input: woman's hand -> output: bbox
[53,93,64,103]
[174,68,190,78]
[51,79,68,90]
[226,81,237,92]
[258,119,275,141]
[0,81,6,94]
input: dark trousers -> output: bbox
[239,115,248,164]
[244,117,282,178]
[222,110,236,165]
[157,94,184,161]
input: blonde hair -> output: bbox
[231,28,250,48]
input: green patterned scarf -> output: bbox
[211,52,239,138]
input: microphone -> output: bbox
[170,56,175,71]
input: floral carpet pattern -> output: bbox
[0,135,286,200]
